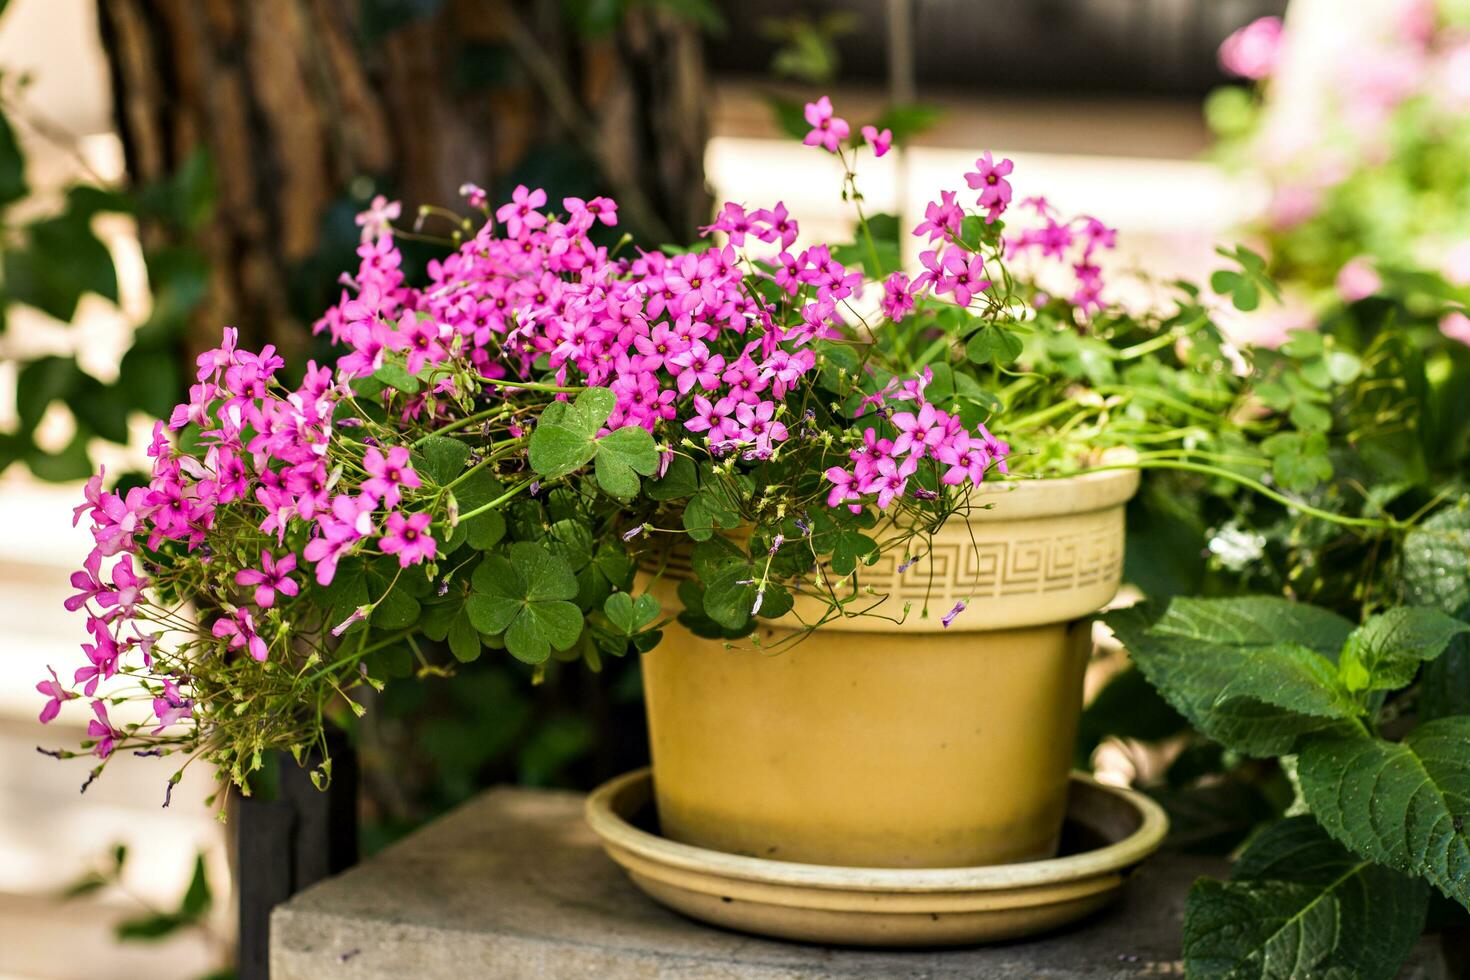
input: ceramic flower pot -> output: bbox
[640,467,1140,868]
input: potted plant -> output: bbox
[41,96,1326,874]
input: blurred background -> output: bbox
[3,0,1464,976]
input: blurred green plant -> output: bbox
[0,73,212,482]
[1208,2,1470,296]
[60,843,233,980]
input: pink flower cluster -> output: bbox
[52,323,442,754]
[49,94,1040,753]
[1007,198,1118,312]
[826,368,1010,511]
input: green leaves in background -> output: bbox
[466,543,583,664]
[1298,716,1470,910]
[1211,244,1280,312]
[1183,817,1427,980]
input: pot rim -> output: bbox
[586,767,1169,893]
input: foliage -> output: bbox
[1107,592,1470,977]
[1208,3,1470,302]
[0,78,211,482]
[60,843,232,979]
[39,92,1378,808]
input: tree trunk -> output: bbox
[95,0,711,358]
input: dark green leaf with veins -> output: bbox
[1298,715,1470,910]
[1182,817,1427,980]
[1105,598,1357,757]
[1338,607,1470,693]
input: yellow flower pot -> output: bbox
[640,467,1140,868]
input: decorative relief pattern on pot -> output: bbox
[643,516,1123,606]
[857,523,1121,602]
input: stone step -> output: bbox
[271,786,1456,979]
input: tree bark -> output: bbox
[95,0,711,358]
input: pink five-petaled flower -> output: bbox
[495,185,548,239]
[399,312,447,375]
[823,467,862,512]
[964,152,1014,222]
[235,551,300,609]
[213,608,269,662]
[36,667,76,724]
[860,125,893,157]
[151,678,193,734]
[881,272,914,322]
[355,194,401,243]
[935,433,990,486]
[802,96,850,153]
[861,454,919,509]
[912,190,963,243]
[936,249,992,308]
[890,402,947,458]
[65,548,107,613]
[381,511,437,567]
[87,700,122,759]
[975,423,1011,474]
[362,446,421,509]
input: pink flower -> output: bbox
[870,455,918,509]
[381,511,437,567]
[151,678,193,733]
[75,619,119,696]
[881,272,914,322]
[495,185,548,239]
[752,202,798,250]
[235,551,299,608]
[362,446,421,508]
[1336,257,1382,303]
[399,313,447,375]
[802,96,850,153]
[860,125,892,157]
[213,609,268,661]
[65,549,108,613]
[936,250,992,308]
[1218,16,1283,80]
[36,667,76,724]
[964,152,1014,222]
[890,403,946,458]
[823,466,862,512]
[912,191,963,243]
[73,468,106,527]
[355,194,401,243]
[564,195,618,227]
[87,701,121,758]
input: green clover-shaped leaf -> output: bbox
[595,425,659,499]
[466,543,583,664]
[528,388,615,478]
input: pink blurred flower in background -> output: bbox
[1436,39,1470,111]
[1265,185,1322,231]
[1441,312,1470,346]
[1442,240,1470,286]
[1335,257,1382,302]
[1219,16,1284,80]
